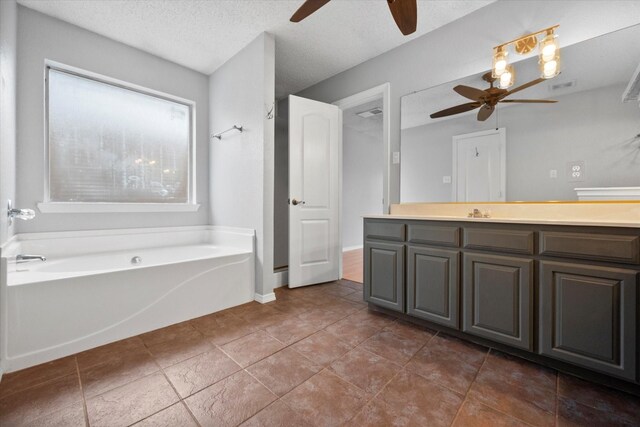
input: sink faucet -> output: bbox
[467,209,491,218]
[16,254,47,263]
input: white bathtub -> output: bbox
[0,226,255,373]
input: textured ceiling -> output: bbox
[401,23,640,129]
[17,0,494,97]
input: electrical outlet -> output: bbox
[549,169,557,178]
[392,152,400,164]
[567,161,585,182]
[443,176,452,184]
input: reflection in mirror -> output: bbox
[400,24,640,203]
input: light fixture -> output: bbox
[538,30,560,79]
[498,65,515,89]
[491,25,560,86]
[492,47,508,78]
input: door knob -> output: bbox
[291,198,305,206]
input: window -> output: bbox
[42,63,197,212]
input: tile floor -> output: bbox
[1,280,639,427]
[342,249,363,283]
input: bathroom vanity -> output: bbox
[363,212,640,387]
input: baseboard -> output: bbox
[254,292,276,304]
[343,245,363,252]
[272,270,288,289]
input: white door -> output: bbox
[289,95,342,288]
[453,128,506,202]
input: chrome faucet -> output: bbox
[467,209,491,218]
[16,254,47,263]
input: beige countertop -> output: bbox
[363,214,640,228]
[363,202,640,228]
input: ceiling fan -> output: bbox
[290,0,418,35]
[430,72,558,122]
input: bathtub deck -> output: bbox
[1,280,639,426]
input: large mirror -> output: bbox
[401,24,640,203]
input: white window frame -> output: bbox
[38,60,199,213]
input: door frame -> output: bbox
[333,83,391,214]
[452,128,506,202]
[333,83,391,279]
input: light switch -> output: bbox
[443,176,452,184]
[549,169,557,178]
[392,152,400,164]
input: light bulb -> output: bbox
[498,65,515,89]
[543,60,557,78]
[541,43,556,61]
[492,48,508,78]
[499,72,511,88]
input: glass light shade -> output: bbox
[539,32,560,79]
[539,33,559,61]
[498,65,515,89]
[540,54,561,79]
[492,48,508,78]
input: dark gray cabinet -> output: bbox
[363,217,640,385]
[463,253,534,350]
[539,261,638,381]
[364,241,404,312]
[407,246,459,328]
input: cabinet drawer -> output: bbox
[408,224,460,247]
[364,221,406,242]
[540,232,640,265]
[539,261,637,381]
[464,228,535,255]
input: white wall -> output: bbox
[209,33,276,298]
[342,127,383,249]
[15,7,210,233]
[401,84,640,202]
[273,98,289,269]
[296,1,640,207]
[0,0,18,245]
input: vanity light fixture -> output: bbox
[492,25,560,84]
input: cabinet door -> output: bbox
[407,246,459,328]
[364,241,404,312]
[463,253,534,350]
[539,261,637,381]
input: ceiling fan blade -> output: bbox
[454,85,487,101]
[502,78,545,98]
[500,99,558,103]
[430,102,480,119]
[477,104,494,121]
[387,0,417,35]
[290,0,331,22]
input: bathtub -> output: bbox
[0,226,255,373]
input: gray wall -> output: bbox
[296,1,640,208]
[15,6,210,233]
[342,127,383,249]
[401,84,640,202]
[0,0,18,244]
[209,33,276,297]
[273,98,289,269]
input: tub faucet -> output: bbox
[16,254,47,263]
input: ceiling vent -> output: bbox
[622,62,640,105]
[356,107,383,118]
[549,80,576,92]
